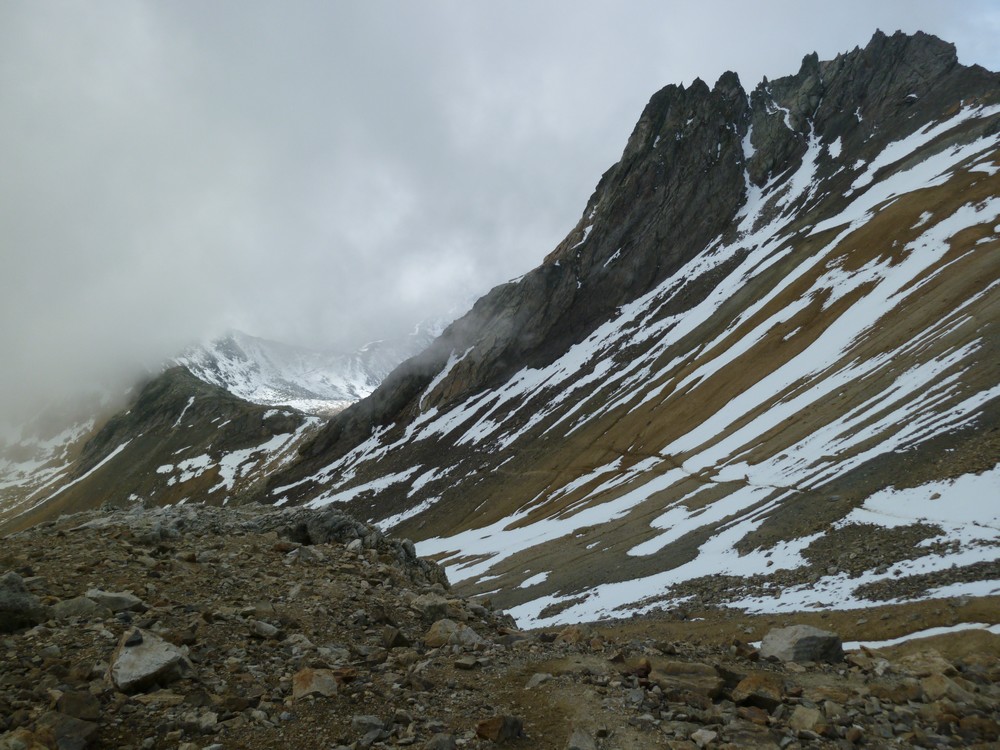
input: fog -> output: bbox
[2,0,998,422]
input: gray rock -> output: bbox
[0,571,49,633]
[760,624,843,663]
[85,588,145,613]
[567,727,597,750]
[108,627,192,692]
[52,596,103,620]
[248,620,280,639]
[424,619,486,649]
[423,734,457,750]
[35,711,98,750]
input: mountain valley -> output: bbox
[1,30,999,749]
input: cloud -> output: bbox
[0,0,996,421]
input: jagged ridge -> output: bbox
[261,31,1000,625]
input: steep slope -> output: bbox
[264,32,1000,624]
[177,324,446,416]
[0,369,321,533]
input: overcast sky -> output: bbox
[2,1,999,419]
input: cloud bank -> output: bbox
[1,0,997,420]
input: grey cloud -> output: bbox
[1,0,997,422]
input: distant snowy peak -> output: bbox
[177,323,446,415]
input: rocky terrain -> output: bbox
[3,506,999,749]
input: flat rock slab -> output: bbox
[109,628,192,692]
[292,667,338,699]
[648,660,724,701]
[760,625,843,663]
[85,588,145,613]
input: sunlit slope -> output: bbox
[264,32,1000,624]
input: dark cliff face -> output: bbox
[267,30,1000,502]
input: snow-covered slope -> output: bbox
[264,32,1000,625]
[178,324,447,415]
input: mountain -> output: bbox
[0,321,452,530]
[3,31,998,633]
[177,324,447,416]
[0,369,322,532]
[262,31,1000,625]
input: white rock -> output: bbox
[109,628,192,692]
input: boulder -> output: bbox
[0,572,49,633]
[648,661,724,701]
[731,672,786,711]
[566,727,597,750]
[108,628,192,692]
[85,588,145,613]
[424,619,486,649]
[760,625,842,663]
[475,715,523,743]
[292,667,338,699]
[51,597,102,621]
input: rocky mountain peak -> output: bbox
[254,32,1000,632]
[279,31,999,484]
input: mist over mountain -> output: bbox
[2,32,999,638]
[177,323,449,416]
